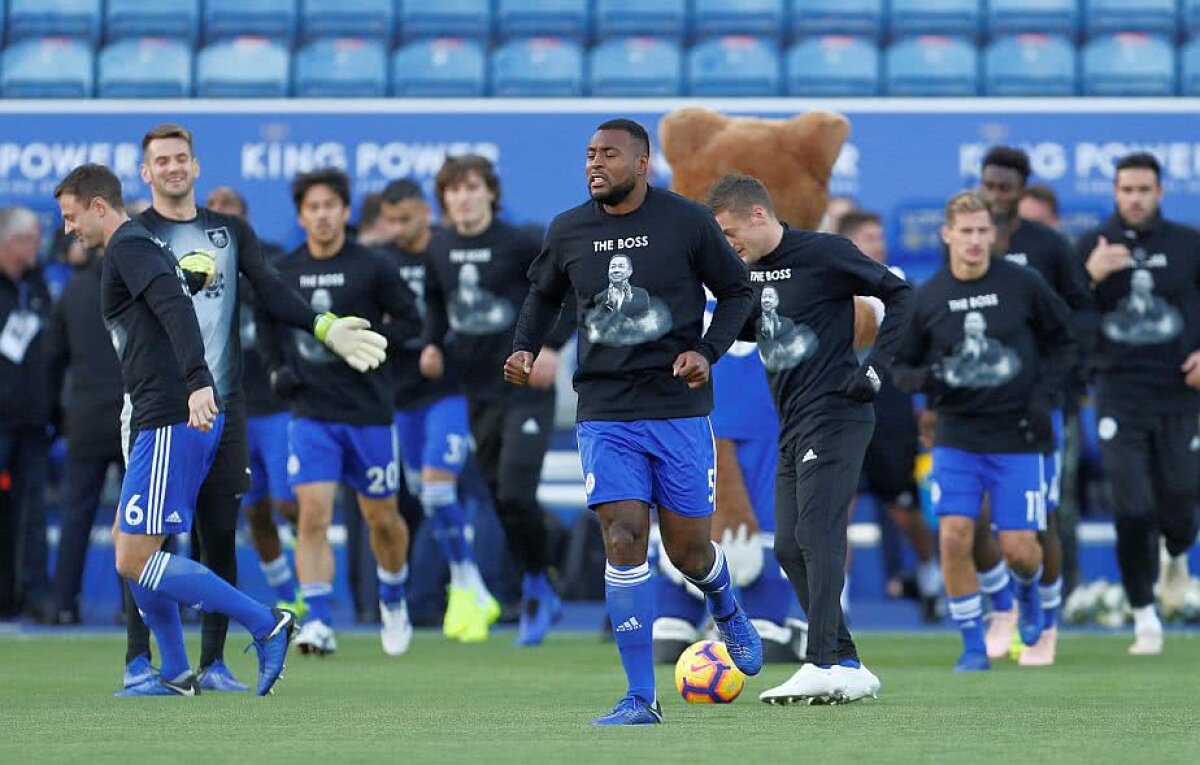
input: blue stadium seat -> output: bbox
[984,35,1077,96]
[490,37,584,96]
[0,37,93,98]
[105,0,199,43]
[294,38,388,97]
[1082,33,1176,96]
[195,38,291,97]
[594,0,687,41]
[495,0,589,40]
[589,37,683,96]
[1188,0,1200,36]
[98,38,192,98]
[986,0,1078,37]
[693,0,785,39]
[1182,38,1200,95]
[786,36,879,96]
[885,36,978,96]
[889,0,982,39]
[7,0,101,44]
[398,0,491,40]
[687,36,782,96]
[1084,0,1178,38]
[204,0,298,44]
[392,38,486,96]
[300,0,394,43]
[789,0,885,41]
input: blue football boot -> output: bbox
[591,695,663,727]
[515,574,562,647]
[197,658,249,692]
[1016,584,1045,647]
[113,654,158,697]
[714,603,763,676]
[245,608,296,696]
[954,651,991,673]
[117,673,201,697]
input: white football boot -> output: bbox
[759,663,846,705]
[380,600,413,657]
[295,620,338,656]
[834,663,881,703]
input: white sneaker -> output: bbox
[1128,625,1163,656]
[834,664,881,703]
[985,607,1018,659]
[380,600,413,657]
[759,663,846,705]
[296,620,338,656]
[1159,555,1191,615]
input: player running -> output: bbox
[706,174,914,705]
[506,119,759,726]
[893,192,1076,672]
[259,168,421,658]
[55,163,295,697]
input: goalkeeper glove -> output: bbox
[178,250,217,295]
[313,312,388,372]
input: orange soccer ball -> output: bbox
[674,640,745,704]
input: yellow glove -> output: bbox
[179,250,217,295]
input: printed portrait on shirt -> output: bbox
[449,263,514,335]
[1101,268,1183,346]
[940,310,1021,388]
[583,253,672,347]
[296,287,338,364]
[755,285,818,372]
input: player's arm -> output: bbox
[891,297,938,397]
[692,212,753,366]
[508,219,571,386]
[1026,274,1077,442]
[835,240,916,401]
[373,251,423,348]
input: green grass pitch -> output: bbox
[1,630,1197,764]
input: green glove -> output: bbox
[178,250,217,295]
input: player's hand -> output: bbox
[1019,406,1054,446]
[269,366,302,399]
[528,347,559,390]
[843,357,884,403]
[188,386,219,432]
[1182,350,1200,389]
[1085,236,1134,285]
[179,250,217,295]
[672,351,710,389]
[720,524,765,588]
[419,345,444,379]
[315,313,388,373]
[504,350,534,386]
[918,409,937,450]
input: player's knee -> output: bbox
[296,508,331,538]
[114,545,150,581]
[939,518,974,560]
[773,535,803,571]
[999,532,1040,569]
[666,538,714,581]
[603,520,647,565]
[276,499,299,525]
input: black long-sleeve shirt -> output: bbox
[893,259,1075,454]
[1075,213,1200,414]
[0,265,51,429]
[514,186,753,422]
[737,227,914,446]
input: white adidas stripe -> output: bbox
[146,430,162,534]
[150,426,171,535]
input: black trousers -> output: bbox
[0,426,51,615]
[53,455,123,617]
[467,392,554,576]
[774,418,874,667]
[1097,405,1200,609]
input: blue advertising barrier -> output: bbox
[4,98,1200,279]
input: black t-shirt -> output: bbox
[240,242,289,418]
[514,186,753,422]
[266,239,420,426]
[101,219,214,430]
[894,259,1075,453]
[375,242,460,411]
[739,228,914,446]
[1076,214,1200,414]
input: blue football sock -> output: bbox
[684,542,736,620]
[948,592,986,655]
[140,551,276,640]
[377,564,408,606]
[128,579,190,681]
[1012,565,1043,604]
[605,561,655,705]
[979,561,1014,612]
[300,582,334,625]
[1040,577,1063,629]
[422,483,471,564]
[259,555,297,603]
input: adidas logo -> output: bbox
[614,616,643,633]
[166,511,182,523]
[802,449,818,463]
[521,418,540,435]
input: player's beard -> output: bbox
[591,174,637,206]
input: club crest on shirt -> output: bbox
[206,227,229,249]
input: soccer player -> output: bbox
[421,155,575,646]
[837,211,940,622]
[506,119,759,726]
[55,163,295,696]
[1076,152,1200,656]
[1018,185,1061,230]
[707,174,913,704]
[121,124,385,693]
[976,146,1096,665]
[203,186,303,618]
[260,168,421,657]
[375,178,499,642]
[893,191,1076,673]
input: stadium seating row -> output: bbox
[1,33,1196,98]
[3,0,1200,46]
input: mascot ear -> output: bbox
[781,111,850,188]
[658,108,730,202]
